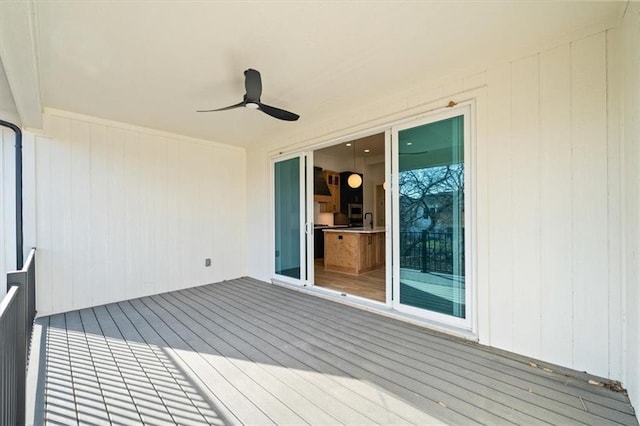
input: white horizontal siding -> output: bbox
[33,111,247,316]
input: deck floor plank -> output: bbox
[146,292,336,425]
[205,281,556,425]
[232,278,632,424]
[34,278,639,426]
[181,286,435,425]
[244,277,634,413]
[189,285,473,424]
[126,297,274,425]
[162,290,379,425]
[138,295,308,425]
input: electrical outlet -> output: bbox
[205,258,211,267]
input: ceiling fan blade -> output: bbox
[197,101,245,112]
[258,103,300,121]
[244,69,262,102]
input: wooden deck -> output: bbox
[32,277,637,425]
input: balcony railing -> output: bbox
[0,248,36,425]
[400,231,463,275]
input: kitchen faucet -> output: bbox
[364,212,373,229]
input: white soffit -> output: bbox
[10,1,626,147]
[0,59,21,125]
[0,0,42,128]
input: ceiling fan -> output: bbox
[197,68,300,121]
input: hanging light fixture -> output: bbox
[347,141,362,188]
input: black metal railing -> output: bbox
[399,231,463,275]
[1,248,36,426]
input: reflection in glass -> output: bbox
[398,115,465,318]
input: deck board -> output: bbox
[255,278,634,411]
[34,277,638,425]
[162,290,374,424]
[231,279,634,421]
[179,288,429,425]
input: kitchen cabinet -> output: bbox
[314,226,349,258]
[358,234,375,271]
[319,170,340,213]
[313,166,332,203]
[375,232,385,266]
[323,227,385,275]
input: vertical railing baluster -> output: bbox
[1,248,37,425]
[421,230,427,273]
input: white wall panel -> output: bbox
[106,126,127,302]
[151,135,170,295]
[137,131,157,297]
[620,1,640,412]
[538,44,573,368]
[33,111,246,315]
[70,120,92,309]
[510,54,541,358]
[35,133,53,314]
[473,89,490,343]
[89,123,110,308]
[166,138,182,289]
[570,33,609,376]
[486,62,513,350]
[472,32,617,380]
[49,116,73,313]
[217,148,247,280]
[123,129,142,300]
[246,149,271,283]
[606,28,623,381]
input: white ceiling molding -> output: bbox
[0,0,43,128]
[43,107,244,152]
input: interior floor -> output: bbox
[314,259,385,302]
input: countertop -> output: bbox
[322,226,386,234]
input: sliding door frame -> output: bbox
[271,151,315,287]
[391,101,475,331]
[268,98,478,336]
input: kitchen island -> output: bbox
[323,227,385,275]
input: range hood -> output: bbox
[314,167,332,196]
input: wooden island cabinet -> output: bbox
[323,227,385,275]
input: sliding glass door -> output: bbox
[392,104,472,329]
[273,153,314,286]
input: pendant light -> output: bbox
[347,141,362,188]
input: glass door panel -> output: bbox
[392,106,471,328]
[273,153,314,286]
[274,156,302,280]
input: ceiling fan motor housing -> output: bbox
[198,68,299,121]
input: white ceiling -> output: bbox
[3,1,625,148]
[317,132,385,163]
